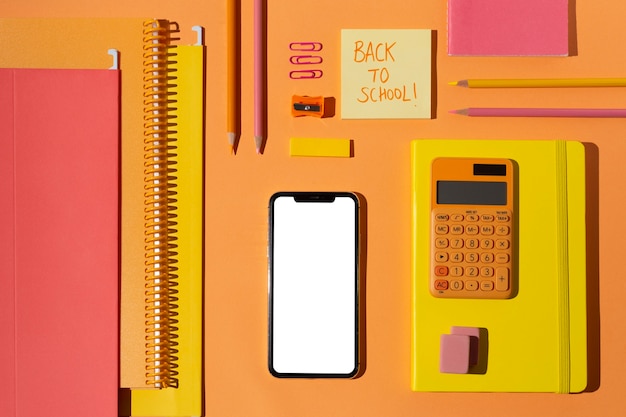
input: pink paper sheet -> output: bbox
[448,0,569,56]
[0,68,119,417]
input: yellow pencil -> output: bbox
[449,78,626,88]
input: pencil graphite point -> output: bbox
[448,81,458,86]
[449,108,469,115]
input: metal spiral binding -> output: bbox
[142,19,179,389]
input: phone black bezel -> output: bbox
[267,191,360,378]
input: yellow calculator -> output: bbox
[430,158,515,299]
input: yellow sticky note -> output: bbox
[290,137,352,157]
[341,29,432,119]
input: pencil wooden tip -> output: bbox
[449,108,469,116]
[254,135,263,155]
[227,131,236,145]
[450,80,468,87]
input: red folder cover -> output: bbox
[0,68,119,416]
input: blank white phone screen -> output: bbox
[270,194,357,376]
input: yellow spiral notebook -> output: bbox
[120,19,204,416]
[411,139,587,393]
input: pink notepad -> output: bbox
[448,0,569,56]
[0,68,119,417]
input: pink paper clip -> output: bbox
[289,70,323,79]
[289,42,323,52]
[289,55,323,65]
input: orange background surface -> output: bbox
[3,0,624,415]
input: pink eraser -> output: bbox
[451,326,480,366]
[440,334,470,374]
[451,326,480,338]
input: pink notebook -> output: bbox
[0,68,119,417]
[447,0,569,56]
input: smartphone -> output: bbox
[268,192,360,378]
[430,158,515,299]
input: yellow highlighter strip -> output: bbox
[290,137,352,158]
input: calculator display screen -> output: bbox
[437,181,507,205]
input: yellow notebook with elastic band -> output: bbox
[411,139,587,393]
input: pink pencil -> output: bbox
[254,0,264,153]
[450,107,626,118]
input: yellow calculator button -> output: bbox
[466,225,479,235]
[450,238,464,249]
[436,214,450,221]
[480,280,494,291]
[466,214,479,222]
[480,225,494,235]
[496,225,510,236]
[466,238,479,249]
[481,239,494,249]
[496,239,510,249]
[465,266,479,277]
[451,214,464,221]
[496,268,510,291]
[450,252,464,263]
[496,253,509,263]
[450,266,463,277]
[481,214,494,222]
[435,252,449,262]
[436,224,449,234]
[436,238,449,248]
[466,252,479,263]
[450,280,464,291]
[466,280,479,291]
[480,253,494,263]
[450,224,464,235]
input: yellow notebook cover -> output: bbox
[410,139,587,393]
[120,26,204,417]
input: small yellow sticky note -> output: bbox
[341,29,432,120]
[290,137,352,157]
